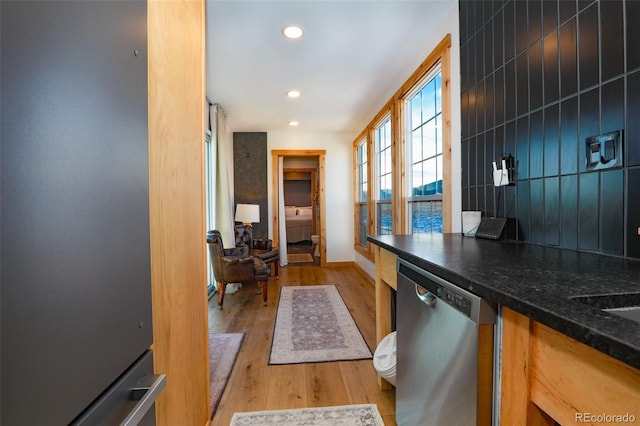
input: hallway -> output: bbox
[287,240,319,266]
[207,264,396,425]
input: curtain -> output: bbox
[210,104,235,247]
[278,156,288,266]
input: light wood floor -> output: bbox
[207,264,396,425]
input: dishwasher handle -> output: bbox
[415,284,437,307]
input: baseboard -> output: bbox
[354,263,375,286]
[322,261,375,286]
[324,261,355,268]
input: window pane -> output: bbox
[435,74,442,114]
[424,157,438,195]
[432,201,443,232]
[355,138,368,247]
[436,154,443,192]
[436,115,442,154]
[358,203,368,246]
[385,149,392,174]
[411,94,422,130]
[404,66,443,235]
[422,79,436,120]
[380,175,391,200]
[375,117,392,234]
[411,200,443,234]
[412,163,423,196]
[424,119,437,159]
[377,202,392,235]
[411,128,422,164]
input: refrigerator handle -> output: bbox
[120,374,167,426]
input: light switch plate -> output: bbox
[585,130,622,171]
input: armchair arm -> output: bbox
[220,255,256,282]
[221,255,254,266]
[252,238,272,251]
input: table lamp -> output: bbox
[235,203,260,227]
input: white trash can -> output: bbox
[373,331,396,386]
[311,235,320,257]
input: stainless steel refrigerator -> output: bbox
[1,1,165,424]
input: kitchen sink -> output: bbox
[571,293,640,324]
[604,306,640,323]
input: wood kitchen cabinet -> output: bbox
[373,246,640,425]
[374,246,397,390]
[500,308,640,425]
[370,234,640,425]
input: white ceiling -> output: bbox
[206,0,457,134]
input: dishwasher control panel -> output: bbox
[398,260,497,323]
[439,287,472,317]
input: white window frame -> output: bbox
[374,114,393,235]
[404,64,444,234]
[355,136,369,248]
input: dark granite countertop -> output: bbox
[368,233,640,370]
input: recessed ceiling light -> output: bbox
[286,90,301,98]
[282,25,304,40]
[288,121,299,127]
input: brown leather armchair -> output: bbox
[207,230,270,309]
[234,225,279,279]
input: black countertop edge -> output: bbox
[368,234,640,370]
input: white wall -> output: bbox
[268,131,354,263]
[222,3,461,276]
[355,251,376,278]
[354,4,461,279]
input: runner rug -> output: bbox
[209,333,244,418]
[269,285,372,364]
[230,403,384,426]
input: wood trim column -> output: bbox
[440,38,452,233]
[148,0,209,424]
[391,99,406,234]
[501,308,569,426]
[374,245,396,390]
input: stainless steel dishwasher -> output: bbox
[396,259,497,426]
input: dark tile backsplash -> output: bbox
[459,0,640,258]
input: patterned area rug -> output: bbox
[287,253,314,263]
[209,333,244,418]
[230,404,384,425]
[269,285,372,364]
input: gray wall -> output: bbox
[460,0,640,258]
[233,132,268,239]
[284,180,312,207]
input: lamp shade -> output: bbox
[235,203,260,225]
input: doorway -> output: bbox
[283,167,318,263]
[271,150,326,267]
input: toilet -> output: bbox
[373,331,396,386]
[311,235,320,257]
